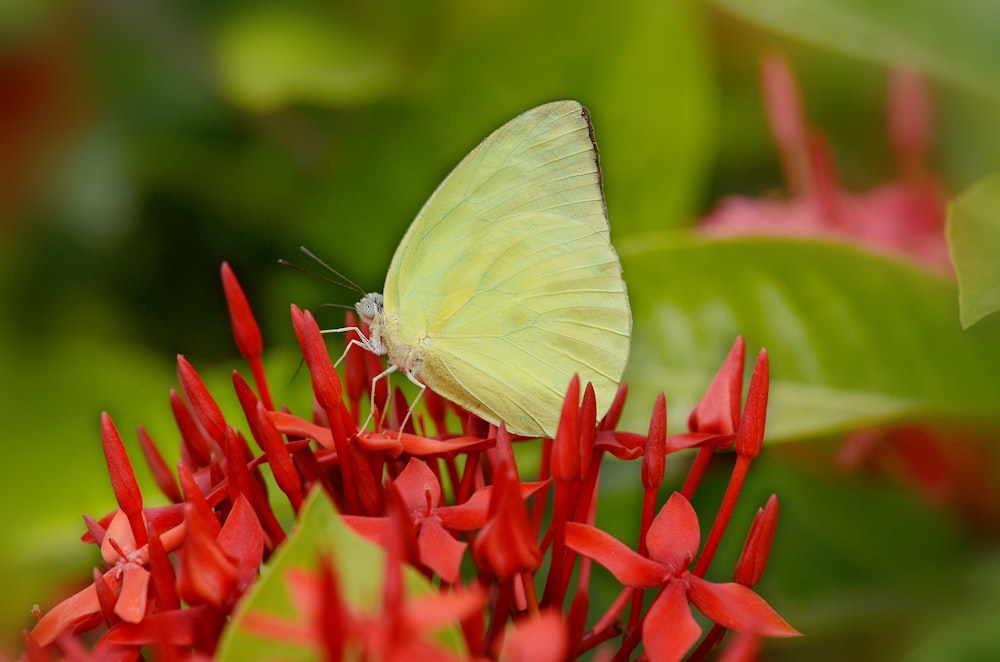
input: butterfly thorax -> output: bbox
[355,292,425,379]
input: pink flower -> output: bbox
[700,53,949,273]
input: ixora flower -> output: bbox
[20,263,800,661]
[700,52,949,273]
[564,493,795,662]
[699,53,1000,520]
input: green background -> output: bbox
[2,0,999,658]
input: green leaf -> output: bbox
[710,0,1000,99]
[906,557,1000,661]
[620,236,1000,441]
[214,6,397,112]
[218,489,464,660]
[947,174,1000,329]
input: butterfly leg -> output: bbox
[396,371,427,438]
[362,362,398,432]
[322,327,381,368]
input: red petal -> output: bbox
[170,389,211,468]
[888,68,931,158]
[579,383,597,476]
[564,523,665,588]
[100,413,146,547]
[436,480,547,532]
[687,337,744,436]
[341,514,389,545]
[734,494,779,587]
[101,510,136,564]
[217,494,264,594]
[394,458,441,513]
[177,464,220,537]
[268,410,337,450]
[642,392,667,489]
[646,492,700,572]
[136,424,182,503]
[290,305,343,410]
[499,609,568,662]
[221,262,263,361]
[593,430,644,459]
[146,524,180,611]
[224,426,252,503]
[761,54,808,170]
[402,585,486,631]
[252,401,304,510]
[473,464,540,578]
[113,564,150,624]
[735,349,769,458]
[177,504,238,608]
[417,519,467,584]
[687,574,800,637]
[665,432,729,453]
[643,581,702,662]
[393,431,491,456]
[176,355,227,444]
[30,584,102,646]
[102,606,213,645]
[552,375,581,480]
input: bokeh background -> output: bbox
[3,0,1000,658]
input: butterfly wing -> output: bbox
[383,101,631,436]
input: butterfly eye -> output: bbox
[356,293,383,322]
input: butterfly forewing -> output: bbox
[381,100,631,437]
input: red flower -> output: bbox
[20,263,798,660]
[700,53,949,273]
[565,492,799,661]
[343,457,547,583]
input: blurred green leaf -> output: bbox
[219,489,464,660]
[710,0,1000,99]
[620,236,1000,441]
[736,453,970,658]
[0,334,177,641]
[947,174,1000,329]
[214,6,397,111]
[906,557,1000,661]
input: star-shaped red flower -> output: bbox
[565,492,799,661]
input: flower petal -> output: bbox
[735,349,769,459]
[687,337,744,435]
[646,493,700,572]
[395,458,442,513]
[30,584,102,646]
[499,609,568,662]
[436,480,548,532]
[177,504,238,608]
[564,522,665,588]
[217,494,264,594]
[114,564,150,623]
[473,464,540,579]
[643,581,702,662]
[687,574,800,637]
[417,519,467,584]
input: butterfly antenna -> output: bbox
[298,246,369,296]
[277,256,363,295]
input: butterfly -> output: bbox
[345,100,631,438]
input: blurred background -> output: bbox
[2,0,1000,658]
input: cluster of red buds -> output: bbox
[21,263,798,661]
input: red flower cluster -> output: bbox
[21,263,798,661]
[700,53,949,273]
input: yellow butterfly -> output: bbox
[348,100,631,437]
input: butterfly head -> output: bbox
[355,292,384,326]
